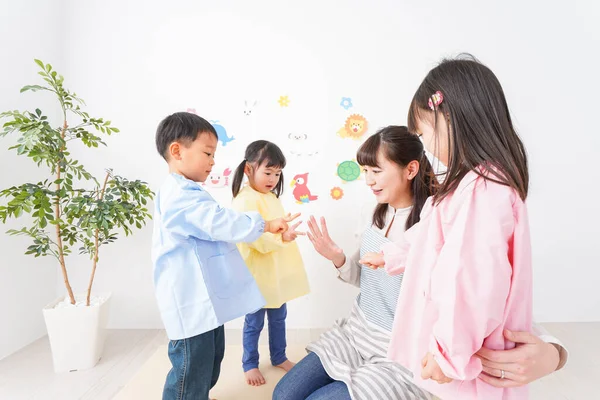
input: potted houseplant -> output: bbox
[0,60,154,373]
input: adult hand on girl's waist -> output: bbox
[475,329,561,388]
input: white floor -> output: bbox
[0,324,598,400]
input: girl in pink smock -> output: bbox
[361,55,533,400]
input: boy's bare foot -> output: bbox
[275,359,296,372]
[245,368,266,386]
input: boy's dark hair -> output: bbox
[408,54,529,203]
[232,140,287,198]
[357,126,437,230]
[155,112,218,160]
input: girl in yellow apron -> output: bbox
[231,140,310,386]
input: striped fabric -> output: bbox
[307,227,434,400]
[358,227,403,331]
[307,302,434,400]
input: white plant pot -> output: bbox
[42,292,112,373]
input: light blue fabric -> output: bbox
[358,227,403,331]
[152,173,266,340]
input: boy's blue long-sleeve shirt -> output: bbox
[152,173,266,340]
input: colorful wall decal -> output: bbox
[210,120,235,146]
[203,168,232,188]
[336,114,368,140]
[243,100,258,116]
[278,95,290,107]
[288,132,319,157]
[340,97,353,110]
[330,186,344,200]
[336,159,361,183]
[290,173,318,204]
[288,132,308,141]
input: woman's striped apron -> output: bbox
[307,227,435,400]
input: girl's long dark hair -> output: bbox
[357,126,436,230]
[408,54,529,203]
[232,140,287,198]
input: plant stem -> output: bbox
[56,120,75,305]
[86,171,109,306]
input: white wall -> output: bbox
[0,0,65,360]
[0,0,594,344]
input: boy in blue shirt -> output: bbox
[152,112,297,400]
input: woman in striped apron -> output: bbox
[276,126,437,399]
[273,126,569,400]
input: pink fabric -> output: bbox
[382,171,533,400]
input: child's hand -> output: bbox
[359,252,385,269]
[284,212,302,223]
[282,220,305,242]
[265,213,301,234]
[421,352,453,384]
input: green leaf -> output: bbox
[20,85,49,93]
[34,59,44,69]
[1,60,156,260]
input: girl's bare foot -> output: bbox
[245,368,266,386]
[275,359,296,372]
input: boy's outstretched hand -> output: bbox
[283,220,305,242]
[421,352,453,384]
[359,252,385,269]
[265,212,301,234]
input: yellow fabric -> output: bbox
[232,185,310,308]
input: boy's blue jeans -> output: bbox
[242,303,288,371]
[162,325,225,400]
